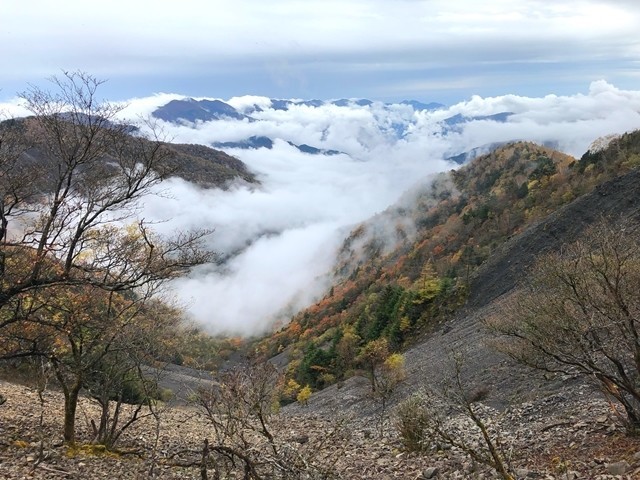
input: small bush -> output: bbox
[396,393,430,452]
[297,385,312,405]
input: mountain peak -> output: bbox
[587,133,620,154]
[152,98,246,123]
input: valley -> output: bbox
[2,78,640,478]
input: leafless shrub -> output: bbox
[488,216,640,434]
[396,355,516,480]
[179,360,347,479]
[396,393,431,452]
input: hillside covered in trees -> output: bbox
[1,118,256,190]
[255,131,640,392]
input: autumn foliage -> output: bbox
[255,135,640,391]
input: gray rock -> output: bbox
[422,466,439,479]
[291,434,309,444]
[515,468,540,478]
[606,460,630,475]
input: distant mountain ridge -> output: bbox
[211,136,342,155]
[151,97,520,159]
[152,98,249,123]
[151,97,446,125]
[400,100,445,110]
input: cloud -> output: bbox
[0,99,29,119]
[138,136,452,335]
[429,81,640,157]
[170,222,343,336]
[1,1,639,102]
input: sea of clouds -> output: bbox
[3,81,640,336]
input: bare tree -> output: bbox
[0,71,212,443]
[0,71,211,322]
[182,360,346,479]
[396,354,515,480]
[488,217,640,433]
[370,353,406,437]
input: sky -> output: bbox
[2,0,640,105]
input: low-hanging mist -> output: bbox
[139,141,454,335]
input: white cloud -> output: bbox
[0,98,30,118]
[171,222,343,336]
[426,81,640,157]
[137,132,452,334]
[114,81,640,335]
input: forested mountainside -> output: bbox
[1,117,256,189]
[253,130,640,392]
[159,142,256,187]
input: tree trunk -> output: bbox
[603,384,640,436]
[200,438,209,480]
[63,382,82,445]
[94,396,110,446]
[621,399,640,436]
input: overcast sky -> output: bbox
[2,0,640,104]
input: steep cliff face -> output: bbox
[466,167,640,310]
